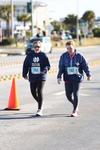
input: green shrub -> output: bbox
[26,31,32,39]
[1,38,15,46]
[93,28,100,37]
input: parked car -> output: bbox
[25,36,52,55]
[61,33,72,40]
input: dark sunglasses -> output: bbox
[34,46,40,48]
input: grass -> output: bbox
[2,37,100,50]
[52,37,100,48]
[75,37,100,47]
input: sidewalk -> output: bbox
[0,46,25,55]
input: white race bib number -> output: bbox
[31,67,40,74]
[67,67,78,75]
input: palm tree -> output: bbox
[51,20,62,32]
[0,5,12,37]
[82,10,95,34]
[17,14,31,27]
[17,14,31,40]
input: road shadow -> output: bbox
[0,112,72,120]
[0,112,33,120]
[32,113,72,119]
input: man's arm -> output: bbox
[57,55,64,83]
[22,56,30,79]
[80,55,91,80]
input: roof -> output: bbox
[0,0,47,6]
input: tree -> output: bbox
[17,14,31,27]
[51,20,62,32]
[0,5,12,37]
[81,10,95,34]
[63,14,77,32]
[17,14,31,40]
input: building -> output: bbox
[94,17,100,28]
[0,0,50,36]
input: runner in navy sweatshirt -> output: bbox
[57,41,91,117]
[23,41,50,116]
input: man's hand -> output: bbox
[41,69,47,74]
[57,78,61,84]
[87,76,91,81]
[41,67,48,74]
[24,75,29,80]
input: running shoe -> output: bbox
[36,109,43,116]
[71,112,78,117]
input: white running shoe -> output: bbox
[36,109,43,116]
[71,112,78,117]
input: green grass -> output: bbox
[52,37,100,48]
[2,37,100,49]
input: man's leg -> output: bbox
[72,81,80,113]
[30,82,38,103]
[65,82,74,105]
[37,81,45,110]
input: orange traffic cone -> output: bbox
[5,77,20,110]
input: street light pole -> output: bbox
[76,0,79,41]
[31,0,34,36]
[11,0,14,38]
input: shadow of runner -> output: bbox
[0,112,74,120]
[0,112,33,120]
[32,113,72,118]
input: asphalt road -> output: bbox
[0,46,100,150]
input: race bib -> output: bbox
[31,67,40,74]
[67,67,78,75]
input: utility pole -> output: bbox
[76,0,80,41]
[11,0,14,38]
[0,19,3,43]
[31,0,34,36]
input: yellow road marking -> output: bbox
[0,59,100,82]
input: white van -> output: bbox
[25,36,52,55]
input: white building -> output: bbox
[94,18,100,28]
[0,0,50,36]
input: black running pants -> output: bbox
[30,81,45,109]
[64,81,80,112]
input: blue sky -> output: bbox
[38,0,100,20]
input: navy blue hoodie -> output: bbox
[22,51,50,82]
[57,51,91,82]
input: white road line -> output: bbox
[53,91,65,96]
[80,93,90,96]
[53,91,90,96]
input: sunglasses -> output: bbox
[34,46,40,48]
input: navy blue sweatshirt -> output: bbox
[22,51,50,82]
[57,51,91,82]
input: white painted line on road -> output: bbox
[53,91,90,96]
[80,93,90,96]
[53,91,65,96]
